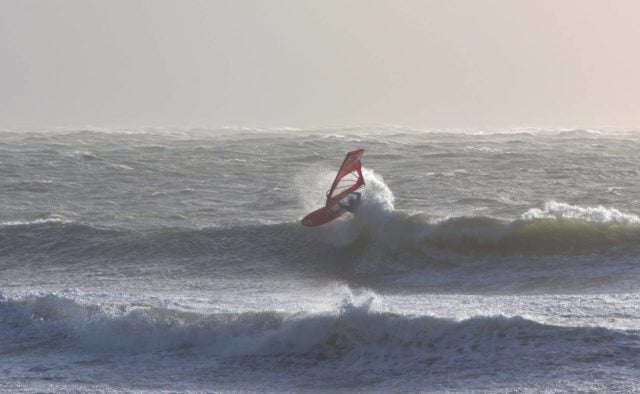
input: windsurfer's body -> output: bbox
[338,192,361,213]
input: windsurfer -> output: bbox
[301,149,365,226]
[339,192,361,213]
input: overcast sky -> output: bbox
[1,0,639,129]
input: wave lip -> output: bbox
[523,201,640,225]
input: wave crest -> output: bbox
[523,201,640,225]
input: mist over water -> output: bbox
[1,127,640,392]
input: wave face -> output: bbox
[2,127,640,391]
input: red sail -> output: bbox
[325,149,365,206]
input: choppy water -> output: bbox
[1,127,639,392]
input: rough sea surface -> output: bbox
[1,127,639,392]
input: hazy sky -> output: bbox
[1,0,640,129]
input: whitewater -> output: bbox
[1,127,639,392]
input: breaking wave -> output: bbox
[2,293,637,365]
[317,200,640,255]
[3,201,640,267]
[523,201,640,225]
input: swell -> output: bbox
[2,293,638,365]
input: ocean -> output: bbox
[1,127,639,392]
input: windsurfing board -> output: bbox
[301,203,346,227]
